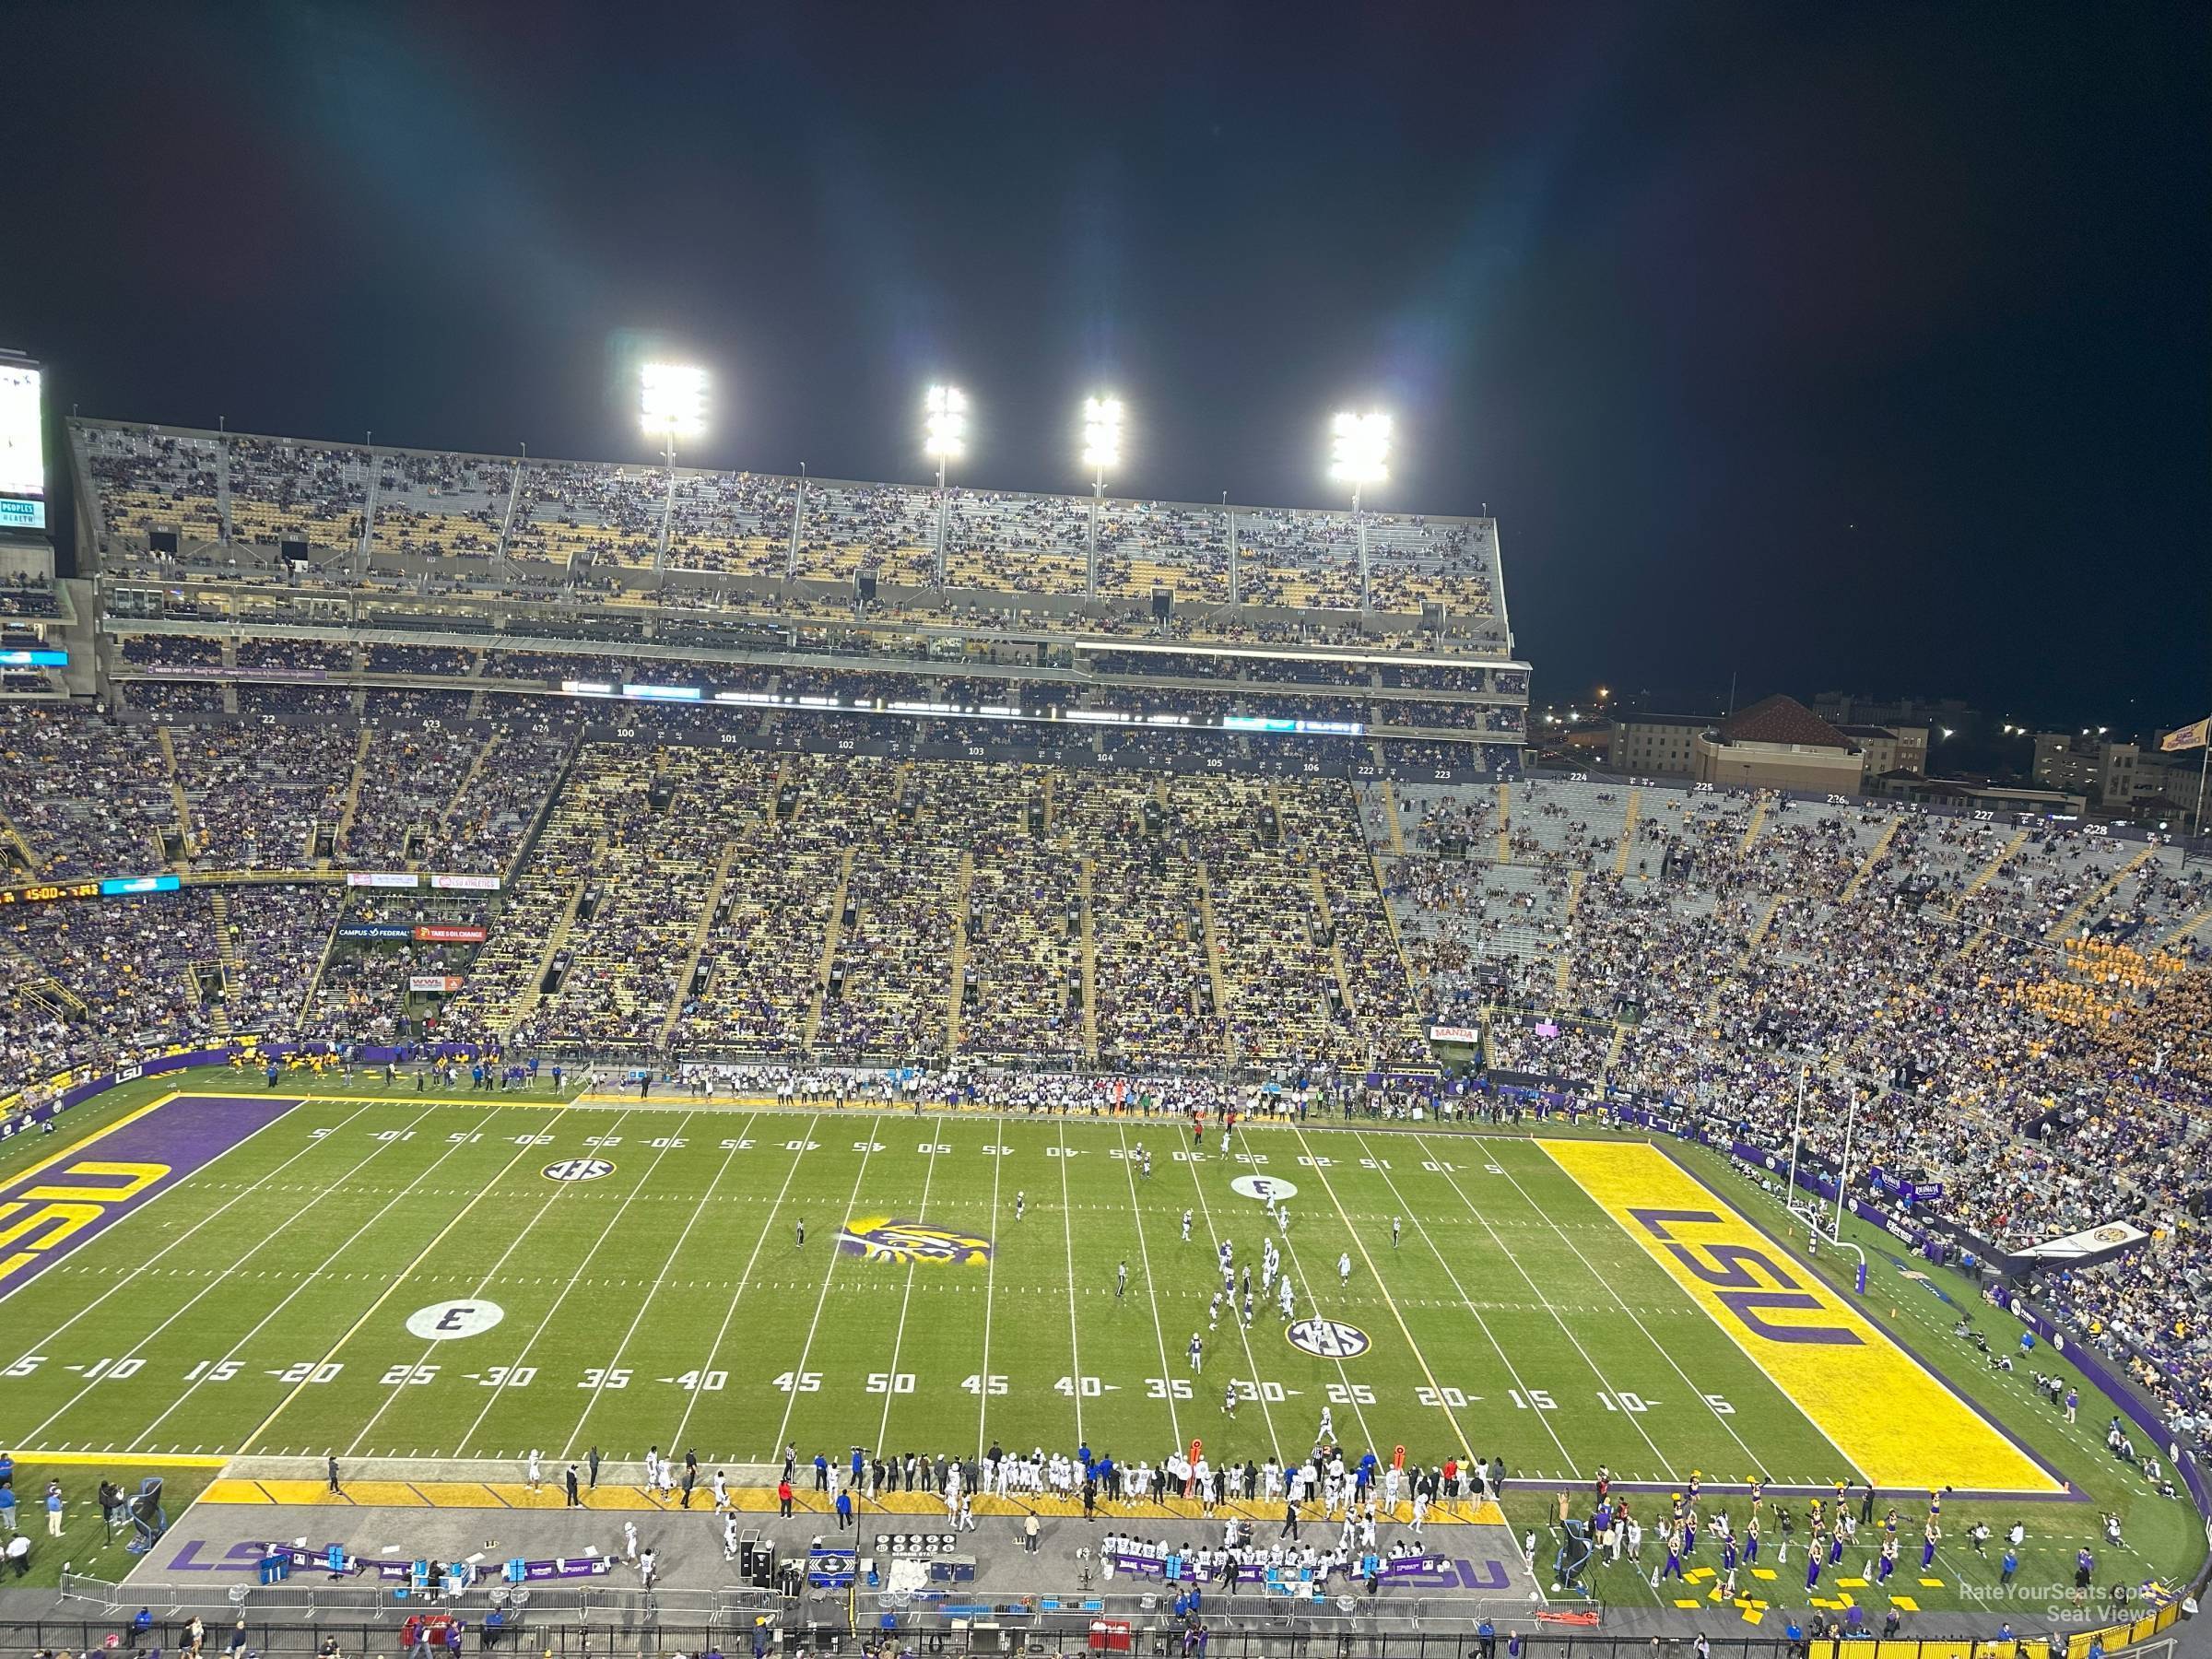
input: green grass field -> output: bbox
[0,1068,2199,1613]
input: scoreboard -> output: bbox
[0,351,43,534]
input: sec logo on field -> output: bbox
[1230,1175,1298,1203]
[406,1300,506,1340]
[1286,1317,1371,1359]
[542,1158,615,1182]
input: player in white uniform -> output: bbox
[1188,1332,1204,1372]
[1337,1252,1351,1287]
[1182,1209,1193,1243]
[1278,1276,1296,1319]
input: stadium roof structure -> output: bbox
[1713,692,1859,752]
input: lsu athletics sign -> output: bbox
[1539,1138,2062,1495]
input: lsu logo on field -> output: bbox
[0,1159,168,1290]
[839,1218,993,1265]
[542,1158,615,1182]
[1286,1317,1371,1359]
[1539,1139,2061,1494]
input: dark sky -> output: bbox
[5,2,2206,726]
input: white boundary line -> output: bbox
[1,1095,374,1344]
[1402,1129,1675,1478]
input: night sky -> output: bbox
[5,3,2206,726]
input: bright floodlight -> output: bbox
[641,364,708,439]
[1329,409,1392,487]
[1082,395,1124,473]
[924,384,969,461]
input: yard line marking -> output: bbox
[451,1111,700,1454]
[1343,1127,1566,1472]
[1476,1135,1768,1471]
[114,1103,503,1452]
[667,1129,816,1459]
[872,1118,944,1453]
[1287,1124,1474,1457]
[973,1123,1005,1464]
[1409,1132,1675,1478]
[559,1112,759,1456]
[1258,1147,1378,1456]
[261,1101,592,1456]
[1053,1118,1087,1446]
[1114,1124,1184,1456]
[771,1114,888,1454]
[4,1096,373,1352]
[1174,1135,1277,1460]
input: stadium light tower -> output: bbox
[1081,395,1123,596]
[641,364,707,575]
[1330,409,1391,606]
[924,383,968,582]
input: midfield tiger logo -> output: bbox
[839,1217,994,1265]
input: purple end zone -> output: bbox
[0,1093,300,1302]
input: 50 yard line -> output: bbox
[872,1114,943,1453]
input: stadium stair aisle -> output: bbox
[508,877,586,1030]
[659,840,739,1046]
[1950,828,2026,916]
[295,892,348,1025]
[1493,780,1512,862]
[434,734,497,830]
[1369,849,1424,996]
[331,728,373,852]
[1310,866,1357,1011]
[206,890,241,1037]
[156,724,194,857]
[1554,872,1584,999]
[1603,1018,1629,1078]
[1736,792,1772,854]
[945,849,975,1051]
[1612,786,1641,876]
[0,930,86,1018]
[804,847,856,1050]
[2044,844,2158,942]
[1077,854,1100,1062]
[1838,812,1902,903]
[0,806,36,870]
[1194,858,1233,1059]
[1377,776,1406,853]
[2160,901,2212,949]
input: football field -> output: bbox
[1,1085,2063,1500]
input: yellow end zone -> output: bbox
[1538,1139,2061,1494]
